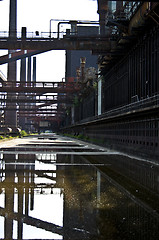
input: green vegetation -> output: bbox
[73,96,79,106]
[20,130,28,137]
[0,135,13,141]
[63,133,104,145]
[0,130,30,141]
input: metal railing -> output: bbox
[102,94,159,118]
[0,31,67,39]
[0,81,81,88]
[79,93,159,125]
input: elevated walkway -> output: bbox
[0,81,82,94]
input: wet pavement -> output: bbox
[0,133,159,240]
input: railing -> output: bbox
[0,30,118,41]
[0,31,68,39]
[102,94,159,117]
[0,81,82,89]
[79,93,159,125]
[0,93,73,102]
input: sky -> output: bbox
[0,0,99,82]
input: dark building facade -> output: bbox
[62,2,159,161]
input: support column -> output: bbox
[32,57,37,131]
[26,56,32,132]
[97,0,108,36]
[27,57,31,83]
[5,0,17,129]
[71,106,75,125]
[33,57,36,83]
[98,77,102,115]
[19,53,27,130]
[116,1,123,17]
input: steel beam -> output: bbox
[0,94,73,103]
[0,81,82,93]
[0,37,112,51]
[0,50,47,65]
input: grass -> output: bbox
[0,135,14,141]
[20,130,28,137]
[0,130,30,141]
[63,133,104,145]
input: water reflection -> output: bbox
[0,152,63,240]
[0,136,159,239]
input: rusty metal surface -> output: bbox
[0,36,112,50]
[0,50,48,65]
[0,81,82,93]
[0,94,73,104]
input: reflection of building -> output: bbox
[1,146,98,239]
[3,153,35,239]
[0,151,63,239]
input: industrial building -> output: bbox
[63,1,159,161]
[0,1,159,239]
[0,1,158,160]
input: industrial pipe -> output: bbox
[57,20,99,39]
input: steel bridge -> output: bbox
[0,81,82,93]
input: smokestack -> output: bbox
[5,0,17,128]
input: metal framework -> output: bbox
[0,93,73,104]
[0,81,82,93]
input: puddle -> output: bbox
[0,135,159,239]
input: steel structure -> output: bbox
[0,0,159,159]
[61,1,159,160]
[0,81,82,93]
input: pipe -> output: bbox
[57,21,70,38]
[57,20,99,39]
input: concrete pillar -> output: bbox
[5,0,17,129]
